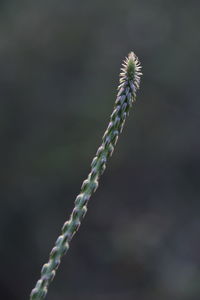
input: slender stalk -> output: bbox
[30,52,142,299]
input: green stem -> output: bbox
[30,52,142,299]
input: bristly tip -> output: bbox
[120,51,142,88]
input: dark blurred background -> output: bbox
[1,0,200,299]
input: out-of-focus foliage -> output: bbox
[0,1,200,299]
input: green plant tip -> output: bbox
[120,52,142,88]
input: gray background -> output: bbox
[1,0,200,299]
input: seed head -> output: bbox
[120,52,142,90]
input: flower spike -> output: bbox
[30,52,142,299]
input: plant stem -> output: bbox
[30,52,142,299]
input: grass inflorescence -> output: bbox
[30,52,142,299]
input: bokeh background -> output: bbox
[1,0,200,299]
